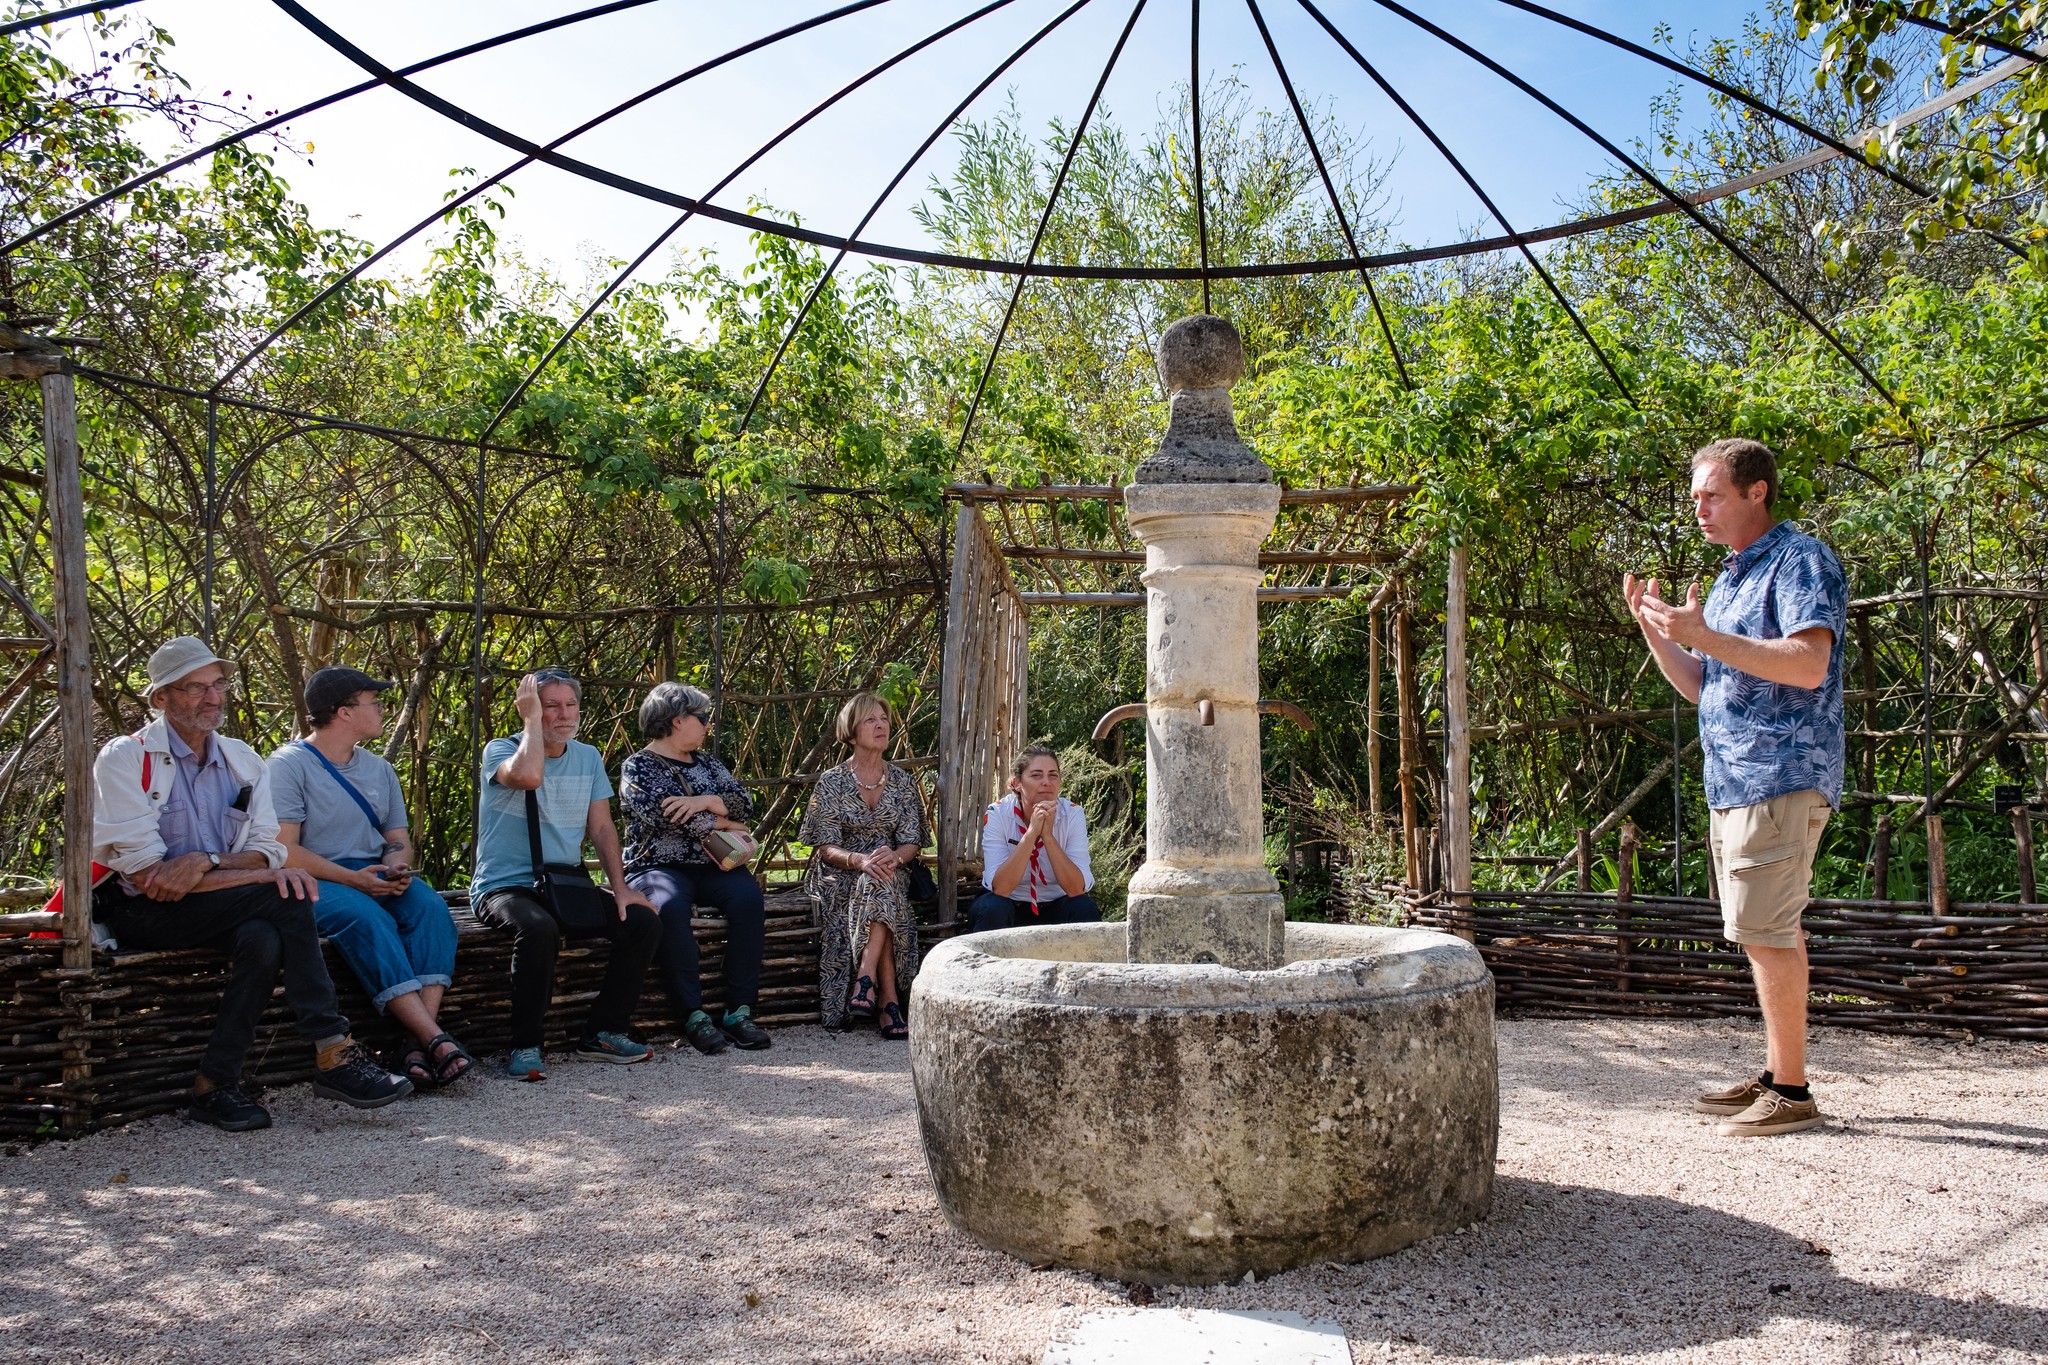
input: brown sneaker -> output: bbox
[1715,1089,1822,1138]
[1694,1074,1768,1115]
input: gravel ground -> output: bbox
[2,1017,2044,1364]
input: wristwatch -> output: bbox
[206,851,221,868]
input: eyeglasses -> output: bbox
[684,708,713,724]
[340,695,385,712]
[166,678,234,700]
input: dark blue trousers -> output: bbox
[967,889,1102,934]
[629,863,766,1014]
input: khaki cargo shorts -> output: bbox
[1709,788,1831,949]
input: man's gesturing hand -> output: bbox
[513,673,543,727]
[1638,580,1709,649]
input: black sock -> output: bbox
[1767,1080,1811,1103]
[1760,1070,1774,1087]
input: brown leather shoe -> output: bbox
[1715,1089,1822,1137]
[1694,1073,1768,1115]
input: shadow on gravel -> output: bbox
[1852,1115,2048,1154]
[1331,1176,2048,1359]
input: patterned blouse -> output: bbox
[619,748,755,875]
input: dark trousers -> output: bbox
[967,890,1103,934]
[96,880,350,1088]
[472,886,662,1049]
[628,863,766,1015]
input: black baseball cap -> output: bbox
[306,666,395,716]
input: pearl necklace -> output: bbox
[851,761,887,792]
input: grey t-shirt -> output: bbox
[266,740,408,862]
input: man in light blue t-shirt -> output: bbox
[470,669,660,1080]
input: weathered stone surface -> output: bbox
[1134,315,1270,484]
[1123,482,1283,969]
[910,922,1498,1286]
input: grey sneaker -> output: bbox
[1694,1074,1769,1115]
[1716,1089,1823,1138]
[574,1031,652,1064]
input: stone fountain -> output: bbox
[910,316,1497,1286]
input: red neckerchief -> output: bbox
[1015,796,1044,912]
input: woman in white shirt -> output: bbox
[971,746,1100,932]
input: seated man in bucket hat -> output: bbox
[91,637,413,1131]
[269,666,473,1090]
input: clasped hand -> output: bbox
[858,847,901,880]
[1623,573,1709,649]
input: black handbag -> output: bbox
[902,858,939,905]
[527,788,618,933]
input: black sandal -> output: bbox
[879,1002,908,1040]
[847,975,879,1021]
[396,1044,434,1090]
[427,1033,475,1087]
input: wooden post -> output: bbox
[1871,813,1892,901]
[1858,611,1877,849]
[1394,607,1421,890]
[1366,605,1383,829]
[934,502,975,927]
[1925,812,1949,916]
[1575,826,1592,892]
[2014,806,2036,906]
[1615,821,1636,993]
[34,367,95,974]
[1443,546,1472,926]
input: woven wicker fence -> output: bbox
[1410,889,2048,1042]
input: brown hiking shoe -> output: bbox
[1694,1074,1768,1115]
[1715,1089,1822,1138]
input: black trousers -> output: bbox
[97,880,350,1088]
[472,885,661,1049]
[628,863,766,1015]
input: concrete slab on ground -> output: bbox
[1044,1309,1349,1364]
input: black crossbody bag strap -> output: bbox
[525,787,555,913]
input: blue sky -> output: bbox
[120,0,1787,287]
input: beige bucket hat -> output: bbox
[145,636,237,697]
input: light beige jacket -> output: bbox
[91,715,286,876]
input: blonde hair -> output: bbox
[835,691,895,747]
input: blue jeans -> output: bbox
[968,890,1102,934]
[629,863,766,1015]
[314,858,457,1013]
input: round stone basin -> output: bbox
[909,921,1497,1286]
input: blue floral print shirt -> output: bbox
[1697,520,1848,811]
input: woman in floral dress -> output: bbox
[799,692,925,1037]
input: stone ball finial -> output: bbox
[1133,314,1270,484]
[1157,313,1245,394]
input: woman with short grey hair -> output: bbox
[619,681,771,1054]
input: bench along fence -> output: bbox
[1408,890,2048,1042]
[0,886,967,1140]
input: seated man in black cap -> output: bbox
[269,666,473,1090]
[91,637,412,1131]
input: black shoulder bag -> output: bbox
[526,788,618,932]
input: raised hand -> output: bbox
[513,672,543,727]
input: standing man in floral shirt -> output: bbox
[1625,439,1847,1137]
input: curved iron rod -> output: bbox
[1245,0,1410,390]
[1900,9,2044,63]
[0,0,143,39]
[1489,0,2028,260]
[737,0,1100,437]
[243,1,2042,286]
[1355,0,1900,411]
[1190,0,1211,314]
[957,0,1153,458]
[2,0,669,256]
[212,0,904,393]
[479,0,1030,448]
[1294,0,1633,404]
